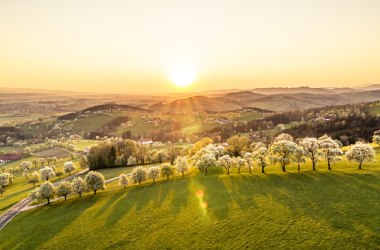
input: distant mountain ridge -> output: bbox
[150,89,380,113]
[2,85,380,114]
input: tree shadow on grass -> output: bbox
[1,196,98,249]
[95,191,126,217]
[261,171,380,248]
[197,170,380,247]
[104,177,190,227]
[197,174,233,220]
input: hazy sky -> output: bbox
[1,0,380,93]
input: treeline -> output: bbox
[100,116,130,132]
[0,127,25,145]
[58,104,150,121]
[284,115,380,144]
[198,102,375,143]
[83,139,186,170]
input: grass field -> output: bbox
[0,163,379,249]
[369,102,380,115]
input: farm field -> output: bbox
[0,113,47,126]
[369,102,380,115]
[0,166,379,249]
[33,147,72,159]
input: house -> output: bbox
[139,138,154,145]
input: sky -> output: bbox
[1,0,380,93]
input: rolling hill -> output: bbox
[149,89,380,113]
[149,96,243,113]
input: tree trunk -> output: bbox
[312,161,316,171]
[249,167,252,174]
[227,168,230,175]
[47,198,50,204]
[262,165,265,173]
[358,162,362,170]
[238,168,241,174]
[94,189,97,195]
[182,172,184,177]
[281,164,286,172]
[166,175,169,180]
[79,192,82,197]
[328,161,331,170]
[297,163,300,172]
[64,195,67,200]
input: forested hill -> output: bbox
[58,104,150,120]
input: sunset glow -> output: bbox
[169,66,196,88]
[0,0,380,93]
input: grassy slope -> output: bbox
[0,166,379,249]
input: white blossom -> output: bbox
[127,156,137,166]
[300,137,320,170]
[72,177,86,197]
[235,157,247,174]
[20,161,32,171]
[37,181,55,204]
[270,140,298,172]
[194,152,217,175]
[175,156,189,177]
[243,152,254,174]
[84,171,106,194]
[292,145,306,171]
[57,181,72,200]
[218,154,234,175]
[118,174,130,188]
[161,164,175,180]
[63,161,76,175]
[252,145,268,173]
[274,133,293,142]
[40,166,55,181]
[346,142,375,169]
[0,173,14,188]
[148,167,161,182]
[131,166,148,185]
[319,135,343,170]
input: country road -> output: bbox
[0,168,90,231]
[0,197,32,230]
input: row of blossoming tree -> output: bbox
[191,133,376,175]
[28,171,106,204]
[24,133,377,205]
[27,157,190,204]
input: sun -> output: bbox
[169,66,196,87]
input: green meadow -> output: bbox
[0,163,379,249]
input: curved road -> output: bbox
[0,168,89,230]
